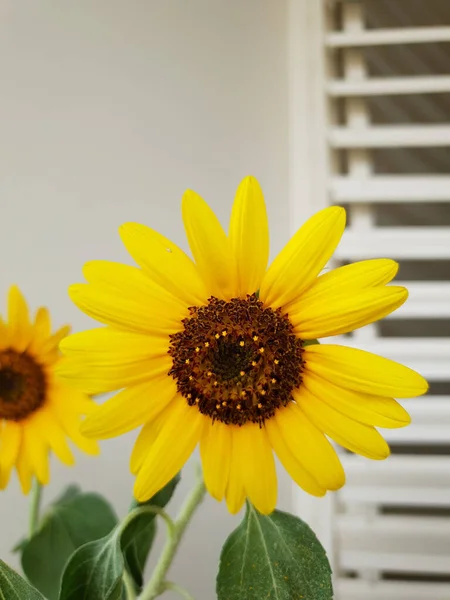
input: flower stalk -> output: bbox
[123,570,137,600]
[28,479,42,539]
[139,476,206,600]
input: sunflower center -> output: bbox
[0,350,47,421]
[168,294,304,426]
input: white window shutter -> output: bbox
[289,1,450,598]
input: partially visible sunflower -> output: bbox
[60,176,428,515]
[0,286,99,492]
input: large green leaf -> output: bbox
[58,530,124,600]
[49,484,81,505]
[59,475,181,600]
[12,486,82,555]
[20,486,118,600]
[217,504,333,600]
[122,473,180,591]
[0,559,45,599]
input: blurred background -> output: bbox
[1,1,450,599]
[0,2,289,599]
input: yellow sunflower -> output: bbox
[0,286,99,493]
[59,176,427,515]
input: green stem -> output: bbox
[115,506,174,599]
[28,479,42,539]
[120,505,175,538]
[161,581,195,600]
[123,570,137,600]
[139,477,206,600]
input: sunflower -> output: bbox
[60,177,427,515]
[0,286,99,493]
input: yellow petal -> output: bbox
[40,325,71,355]
[200,420,231,502]
[57,353,171,395]
[22,423,50,485]
[302,371,410,429]
[0,317,10,350]
[275,403,345,490]
[226,428,246,515]
[291,286,408,339]
[290,258,399,306]
[233,423,277,515]
[0,466,12,490]
[0,421,22,471]
[35,324,71,366]
[51,381,96,415]
[294,387,390,460]
[81,377,177,439]
[31,408,74,466]
[229,176,269,296]
[134,396,203,502]
[49,386,100,456]
[266,418,326,497]
[32,307,51,344]
[83,260,168,296]
[130,417,163,475]
[260,207,346,309]
[304,344,428,398]
[182,190,235,299]
[16,446,33,494]
[69,283,184,337]
[8,285,32,351]
[84,260,188,311]
[119,223,209,306]
[61,327,168,359]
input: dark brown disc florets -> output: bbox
[0,350,47,421]
[168,294,304,426]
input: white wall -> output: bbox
[0,1,290,598]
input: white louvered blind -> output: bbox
[290,1,450,599]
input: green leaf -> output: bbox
[122,520,156,592]
[20,487,118,600]
[11,539,27,555]
[122,473,180,591]
[217,504,333,600]
[51,485,82,504]
[59,530,124,600]
[0,559,45,599]
[59,475,180,600]
[12,486,82,555]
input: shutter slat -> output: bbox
[329,75,450,96]
[399,396,450,421]
[326,26,450,48]
[340,455,450,508]
[341,486,450,507]
[340,550,449,574]
[387,282,450,318]
[342,454,450,479]
[383,397,450,445]
[335,228,450,259]
[331,175,450,202]
[384,425,450,444]
[336,580,450,600]
[330,125,450,148]
[338,515,450,574]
